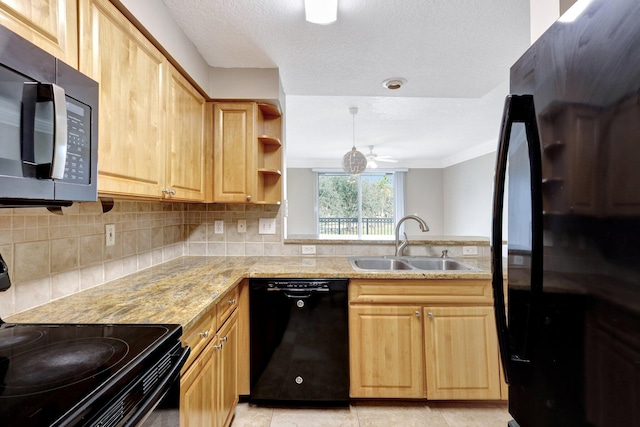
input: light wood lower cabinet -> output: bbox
[423,306,501,400]
[181,336,217,427]
[180,305,238,427]
[216,309,238,427]
[349,305,424,398]
[349,279,503,401]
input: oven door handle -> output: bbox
[125,345,190,427]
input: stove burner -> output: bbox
[1,337,129,396]
[0,328,44,352]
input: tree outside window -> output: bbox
[318,172,395,238]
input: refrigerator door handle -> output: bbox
[491,94,543,386]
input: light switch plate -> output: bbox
[259,218,276,235]
[462,246,478,256]
[105,224,115,247]
[301,245,316,255]
[214,221,224,234]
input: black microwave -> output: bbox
[0,24,98,207]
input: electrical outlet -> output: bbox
[105,224,115,247]
[259,218,276,235]
[214,221,224,234]
[301,245,316,255]
[462,246,478,256]
[237,220,246,233]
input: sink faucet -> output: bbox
[394,214,429,256]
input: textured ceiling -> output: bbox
[162,0,531,168]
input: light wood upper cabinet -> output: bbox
[0,0,78,67]
[79,0,167,199]
[423,306,502,400]
[166,64,208,201]
[349,304,424,398]
[212,102,282,204]
[212,102,256,203]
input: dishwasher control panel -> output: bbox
[250,278,348,291]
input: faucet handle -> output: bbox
[441,250,449,258]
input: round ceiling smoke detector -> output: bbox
[382,78,407,90]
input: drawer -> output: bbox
[349,279,493,305]
[181,309,216,372]
[217,286,239,327]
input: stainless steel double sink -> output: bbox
[348,256,479,272]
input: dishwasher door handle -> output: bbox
[284,292,312,299]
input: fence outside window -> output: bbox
[319,217,394,236]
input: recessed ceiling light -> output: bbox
[382,78,407,90]
[305,0,338,24]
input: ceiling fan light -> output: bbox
[343,147,367,175]
[305,0,338,24]
[368,159,378,169]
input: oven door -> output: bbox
[137,372,182,427]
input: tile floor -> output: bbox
[231,401,511,427]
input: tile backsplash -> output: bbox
[0,201,488,317]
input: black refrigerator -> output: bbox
[492,1,640,426]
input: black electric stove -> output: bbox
[0,322,188,426]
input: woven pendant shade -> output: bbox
[342,107,367,175]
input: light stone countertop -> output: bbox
[6,256,491,332]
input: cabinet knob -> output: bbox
[170,189,176,195]
[229,298,236,305]
[415,311,421,317]
[427,312,434,318]
[198,330,209,339]
[213,343,223,350]
[161,188,170,195]
[221,336,228,343]
[246,195,252,201]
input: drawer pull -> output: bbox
[221,336,228,343]
[427,312,434,318]
[214,343,223,350]
[198,330,209,339]
[228,298,236,305]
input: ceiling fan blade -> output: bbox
[377,158,398,163]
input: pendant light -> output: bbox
[342,107,367,175]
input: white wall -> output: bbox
[442,153,495,237]
[405,169,444,236]
[286,169,317,235]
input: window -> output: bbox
[317,171,405,239]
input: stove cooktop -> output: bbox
[0,322,182,426]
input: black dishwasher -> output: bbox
[249,278,349,406]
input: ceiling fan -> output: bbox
[365,145,398,169]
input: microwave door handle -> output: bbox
[491,94,543,386]
[20,83,68,179]
[50,83,68,179]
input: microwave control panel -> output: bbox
[62,98,91,185]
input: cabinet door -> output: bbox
[423,306,501,400]
[0,0,78,67]
[166,65,207,201]
[349,305,424,398]
[216,310,238,427]
[79,0,166,199]
[212,103,256,203]
[180,338,217,427]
